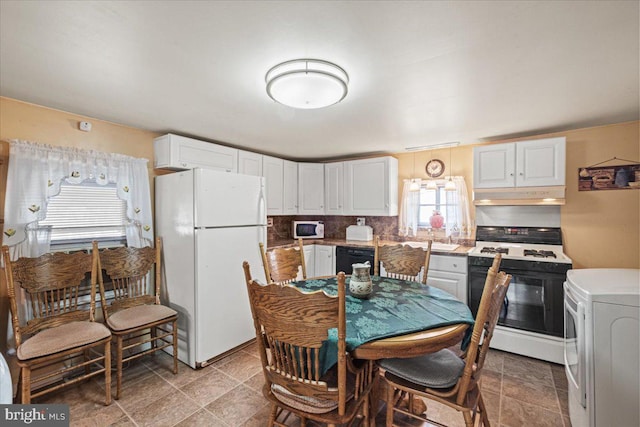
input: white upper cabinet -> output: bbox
[344,156,398,216]
[473,137,566,188]
[263,155,284,215]
[324,162,344,215]
[154,133,238,172]
[238,150,263,176]
[515,137,566,187]
[260,157,297,216]
[283,160,299,215]
[298,163,325,215]
[473,143,516,188]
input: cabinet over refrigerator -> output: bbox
[155,168,267,368]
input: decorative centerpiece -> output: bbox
[350,261,373,299]
[429,210,444,229]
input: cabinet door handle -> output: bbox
[519,172,523,176]
[509,173,514,176]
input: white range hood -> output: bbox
[473,186,565,206]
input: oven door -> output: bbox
[469,266,565,336]
[564,283,586,408]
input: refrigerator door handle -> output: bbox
[258,184,267,225]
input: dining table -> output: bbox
[291,275,474,369]
[290,275,474,424]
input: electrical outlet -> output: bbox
[267,218,273,227]
[79,121,92,132]
[356,217,366,226]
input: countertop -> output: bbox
[269,238,473,257]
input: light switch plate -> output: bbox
[267,218,273,227]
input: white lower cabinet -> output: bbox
[302,245,315,279]
[314,245,336,277]
[426,255,468,304]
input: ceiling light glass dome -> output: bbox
[265,59,349,109]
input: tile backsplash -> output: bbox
[267,216,399,242]
[268,216,475,246]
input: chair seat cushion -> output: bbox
[107,304,177,332]
[271,384,340,414]
[270,363,356,414]
[18,321,111,361]
[379,348,465,389]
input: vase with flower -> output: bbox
[429,210,444,229]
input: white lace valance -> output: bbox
[3,139,154,258]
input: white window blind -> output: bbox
[39,182,127,243]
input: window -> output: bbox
[418,185,454,227]
[39,181,128,247]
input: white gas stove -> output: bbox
[467,226,573,363]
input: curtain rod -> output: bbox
[405,142,460,151]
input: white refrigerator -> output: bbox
[155,168,267,368]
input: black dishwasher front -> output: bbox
[335,246,376,275]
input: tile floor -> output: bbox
[29,342,571,426]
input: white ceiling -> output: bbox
[1,1,638,160]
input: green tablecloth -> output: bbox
[293,275,474,373]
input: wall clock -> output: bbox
[425,159,445,178]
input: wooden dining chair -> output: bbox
[379,254,510,427]
[243,261,377,427]
[374,236,432,284]
[94,238,178,400]
[1,245,112,405]
[259,238,307,284]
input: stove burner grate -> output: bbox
[480,247,509,255]
[523,249,557,258]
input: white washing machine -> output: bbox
[564,269,640,427]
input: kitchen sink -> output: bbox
[402,241,460,251]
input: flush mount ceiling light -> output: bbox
[265,59,349,109]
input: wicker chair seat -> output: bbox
[270,362,357,414]
[380,348,465,389]
[271,384,342,414]
[18,321,111,361]
[106,304,177,332]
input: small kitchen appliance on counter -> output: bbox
[293,220,324,239]
[346,225,373,241]
[467,226,572,363]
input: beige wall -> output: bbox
[395,121,640,269]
